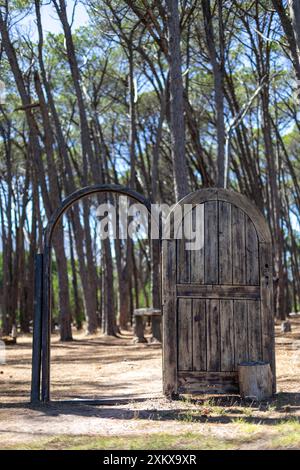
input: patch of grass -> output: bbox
[242,406,254,418]
[269,433,300,449]
[2,432,236,451]
[231,417,300,449]
[211,406,227,416]
[4,419,300,450]
[180,395,193,404]
[176,404,228,422]
[233,417,264,434]
[265,403,277,413]
[268,419,300,449]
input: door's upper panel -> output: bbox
[176,202,259,286]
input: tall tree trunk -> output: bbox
[202,0,226,187]
[166,0,189,200]
[151,90,165,310]
[261,88,285,319]
[272,1,300,80]
[289,0,300,56]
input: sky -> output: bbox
[21,1,89,37]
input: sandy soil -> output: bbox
[0,320,300,448]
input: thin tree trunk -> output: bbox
[68,218,82,330]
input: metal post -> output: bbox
[31,253,43,403]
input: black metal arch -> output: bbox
[31,184,153,403]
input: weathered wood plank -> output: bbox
[178,298,193,370]
[206,299,220,371]
[247,300,262,361]
[178,371,238,394]
[179,371,237,378]
[218,201,232,284]
[245,216,259,285]
[192,299,206,371]
[260,242,276,393]
[190,205,204,283]
[162,239,178,396]
[234,300,248,366]
[133,308,161,317]
[220,300,234,371]
[232,206,246,284]
[204,201,219,284]
[176,188,219,205]
[176,206,192,284]
[176,238,190,283]
[177,284,260,299]
[167,189,218,238]
[217,189,271,243]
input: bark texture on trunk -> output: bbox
[202,0,225,187]
[166,0,189,201]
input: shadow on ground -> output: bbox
[1,392,300,425]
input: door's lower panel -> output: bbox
[178,371,239,394]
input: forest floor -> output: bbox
[1,318,300,450]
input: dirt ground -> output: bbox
[1,319,300,450]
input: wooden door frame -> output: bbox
[162,188,275,397]
[31,184,154,403]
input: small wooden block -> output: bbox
[238,361,273,401]
[281,321,291,333]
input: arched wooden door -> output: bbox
[162,189,275,397]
